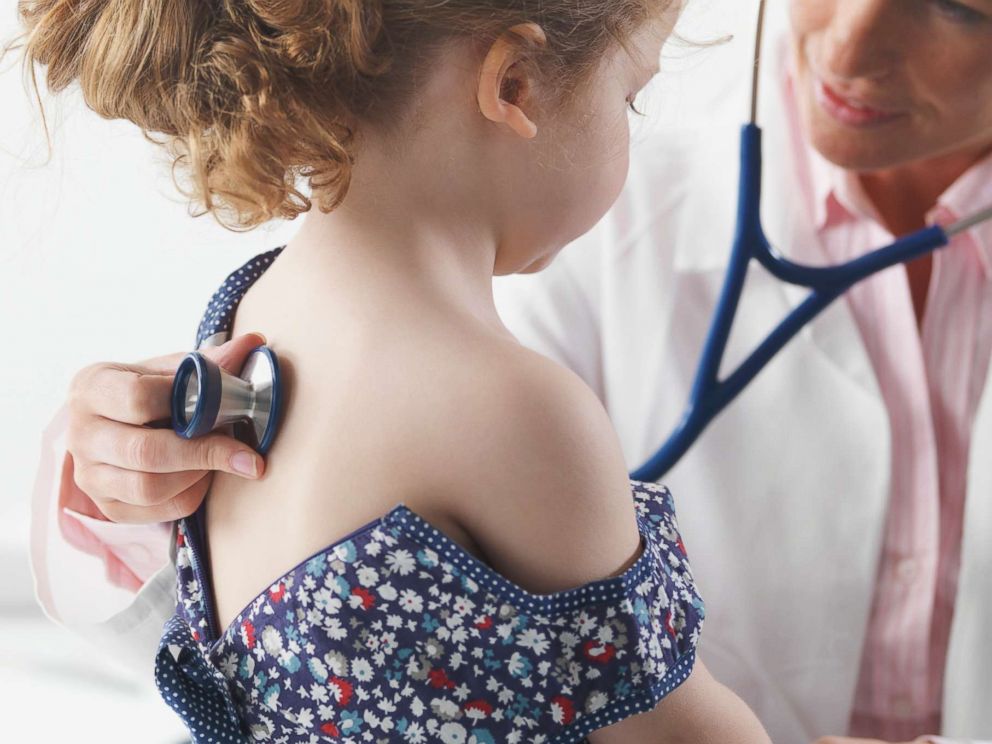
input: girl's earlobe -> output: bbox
[477,22,546,139]
[505,106,538,139]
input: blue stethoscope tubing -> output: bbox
[630,0,992,482]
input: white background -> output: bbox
[0,0,756,741]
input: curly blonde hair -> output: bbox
[5,0,671,232]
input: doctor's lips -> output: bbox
[814,78,908,128]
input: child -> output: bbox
[15,0,771,741]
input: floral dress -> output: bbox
[154,247,706,743]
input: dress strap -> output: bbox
[194,246,285,350]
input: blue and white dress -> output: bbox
[154,247,706,743]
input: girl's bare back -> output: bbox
[202,249,511,633]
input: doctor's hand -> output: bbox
[63,332,269,524]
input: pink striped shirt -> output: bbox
[788,78,992,740]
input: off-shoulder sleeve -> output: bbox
[176,479,703,743]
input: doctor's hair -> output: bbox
[4,0,680,233]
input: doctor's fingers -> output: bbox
[78,466,213,523]
[66,414,264,479]
[69,361,177,425]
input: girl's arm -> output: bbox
[590,656,771,744]
[446,343,771,743]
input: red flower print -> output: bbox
[677,536,687,556]
[320,721,339,736]
[427,667,456,689]
[176,531,185,548]
[351,586,375,609]
[329,676,353,706]
[464,699,493,717]
[582,640,616,664]
[269,582,286,603]
[665,609,676,638]
[551,695,575,725]
[241,620,256,650]
[192,629,200,642]
[474,616,493,630]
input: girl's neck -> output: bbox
[280,188,514,342]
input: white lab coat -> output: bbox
[491,9,992,744]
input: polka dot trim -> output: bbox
[193,246,286,350]
[155,616,248,743]
[383,497,657,614]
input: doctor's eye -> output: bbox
[930,0,988,24]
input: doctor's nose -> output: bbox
[820,0,902,84]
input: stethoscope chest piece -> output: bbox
[171,345,282,455]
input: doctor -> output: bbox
[490,1,992,742]
[29,0,992,742]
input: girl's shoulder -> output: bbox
[437,337,648,594]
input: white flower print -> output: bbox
[575,610,597,635]
[431,697,460,720]
[399,588,424,613]
[351,657,373,682]
[294,707,313,728]
[312,587,341,614]
[516,628,550,655]
[365,539,383,556]
[321,617,347,641]
[261,626,284,656]
[439,721,467,743]
[385,548,416,575]
[218,652,238,678]
[585,690,609,712]
[309,683,328,704]
[357,565,380,587]
[403,720,427,743]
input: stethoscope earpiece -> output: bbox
[171,345,282,456]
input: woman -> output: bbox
[13,0,772,741]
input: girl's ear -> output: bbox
[477,22,548,140]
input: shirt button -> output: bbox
[896,558,917,583]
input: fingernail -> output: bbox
[231,451,259,477]
[254,332,267,345]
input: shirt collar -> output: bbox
[935,150,992,278]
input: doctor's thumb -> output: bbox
[200,331,269,375]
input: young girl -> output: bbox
[15,0,771,741]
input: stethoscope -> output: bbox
[630,0,992,482]
[170,1,992,475]
[171,344,282,456]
